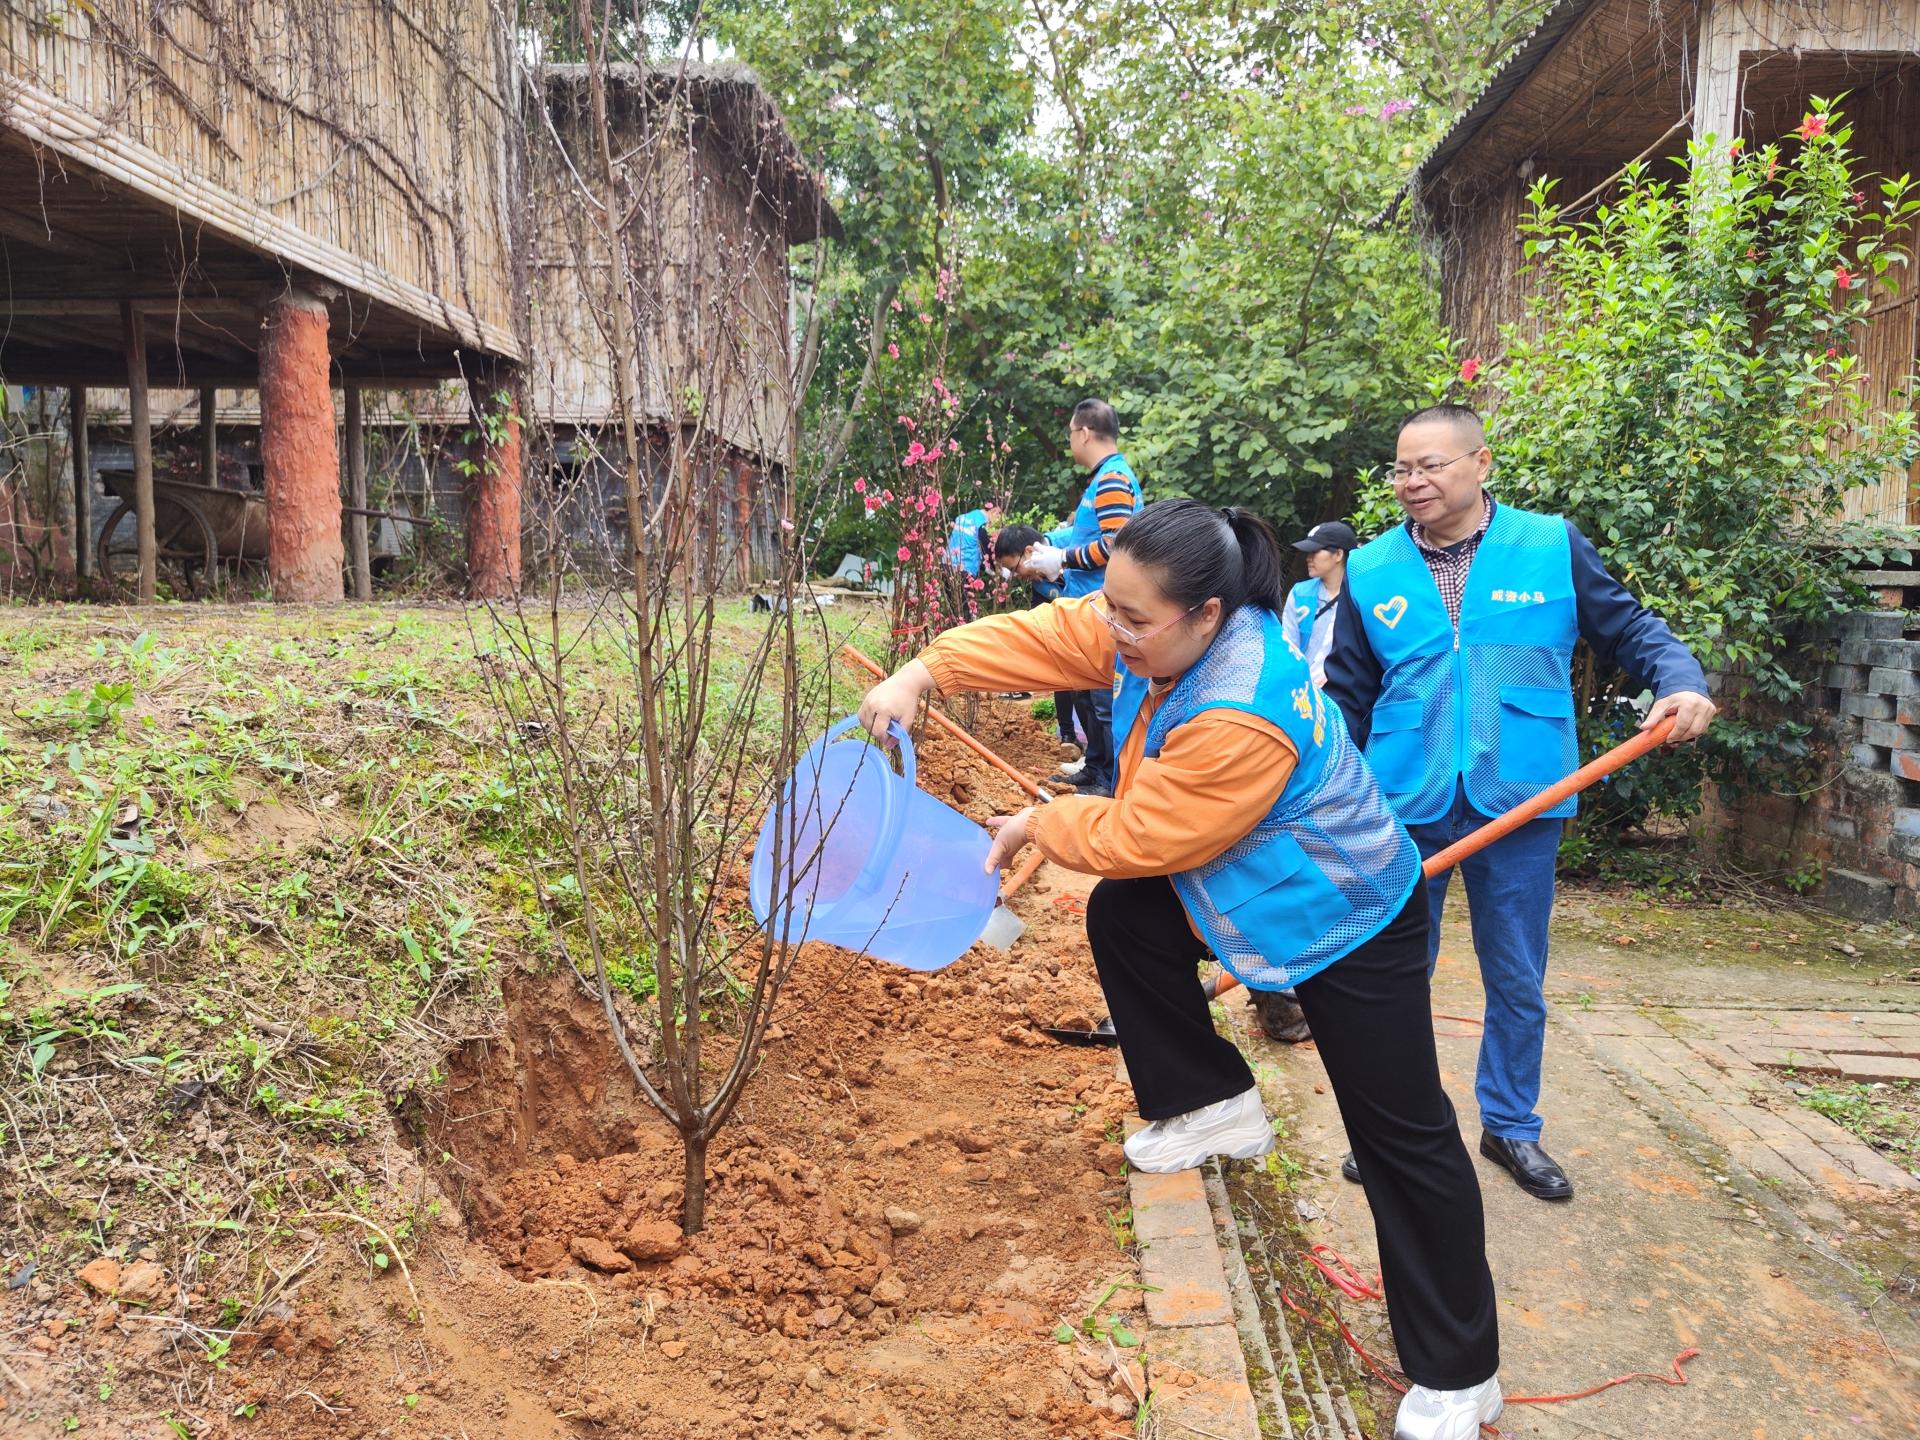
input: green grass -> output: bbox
[1799,1080,1920,1166]
[0,596,876,1317]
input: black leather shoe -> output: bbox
[1340,1151,1360,1184]
[1478,1132,1573,1201]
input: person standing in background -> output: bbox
[945,500,1002,619]
[995,523,1084,760]
[1326,403,1714,1203]
[1024,400,1143,799]
[1282,520,1358,688]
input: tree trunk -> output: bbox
[681,1127,709,1235]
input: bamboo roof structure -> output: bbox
[0,0,521,387]
[542,62,842,246]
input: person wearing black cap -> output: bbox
[1283,521,1358,687]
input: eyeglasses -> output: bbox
[1095,596,1199,647]
[1391,447,1482,483]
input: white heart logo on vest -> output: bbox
[1372,596,1408,630]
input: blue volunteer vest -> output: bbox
[1116,606,1422,991]
[1281,577,1321,653]
[1346,504,1578,825]
[1054,454,1143,598]
[946,509,988,573]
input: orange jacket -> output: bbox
[918,598,1298,878]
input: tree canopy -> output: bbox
[708,0,1556,532]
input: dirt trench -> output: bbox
[358,714,1152,1438]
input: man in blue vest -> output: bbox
[1326,404,1715,1202]
[1028,399,1144,799]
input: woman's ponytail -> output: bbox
[1110,497,1287,619]
[1219,506,1286,612]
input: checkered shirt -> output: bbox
[1408,494,1494,628]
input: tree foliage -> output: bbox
[711,0,1554,548]
[1485,102,1920,842]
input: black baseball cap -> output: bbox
[1292,521,1358,553]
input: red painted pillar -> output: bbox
[259,289,343,602]
[466,370,523,599]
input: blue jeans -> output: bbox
[1079,683,1116,791]
[1406,782,1560,1141]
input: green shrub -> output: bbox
[1480,101,1919,855]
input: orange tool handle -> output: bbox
[1208,716,1677,1001]
[840,643,1047,802]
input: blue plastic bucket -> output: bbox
[749,717,998,971]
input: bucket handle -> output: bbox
[813,713,916,788]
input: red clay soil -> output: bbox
[267,904,1136,1437]
[1,711,1151,1439]
[940,696,1077,792]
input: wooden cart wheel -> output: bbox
[96,496,218,601]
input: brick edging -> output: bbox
[1127,1159,1261,1438]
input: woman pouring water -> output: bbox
[857,498,1501,1440]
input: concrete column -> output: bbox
[259,289,343,603]
[465,369,523,599]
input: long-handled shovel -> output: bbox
[1204,715,1677,1004]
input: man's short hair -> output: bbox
[1071,399,1118,441]
[993,523,1045,561]
[1398,403,1486,448]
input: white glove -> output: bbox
[1023,543,1065,581]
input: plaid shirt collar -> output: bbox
[1408,492,1494,556]
[1407,493,1495,627]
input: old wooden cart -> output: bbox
[96,470,269,598]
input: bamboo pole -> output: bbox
[121,302,155,605]
[70,386,91,580]
[344,384,372,601]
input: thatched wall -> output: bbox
[0,0,518,357]
[526,64,830,466]
[1415,0,1920,523]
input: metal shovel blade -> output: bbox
[1042,1016,1119,1047]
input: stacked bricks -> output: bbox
[1705,573,1920,921]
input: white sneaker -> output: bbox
[1122,1087,1274,1173]
[1394,1375,1503,1440]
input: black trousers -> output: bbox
[1086,876,1500,1390]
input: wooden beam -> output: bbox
[0,338,476,388]
[71,386,92,580]
[0,207,127,265]
[121,302,156,604]
[200,389,217,486]
[0,298,262,319]
[344,384,372,602]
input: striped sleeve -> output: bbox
[1063,473,1138,571]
